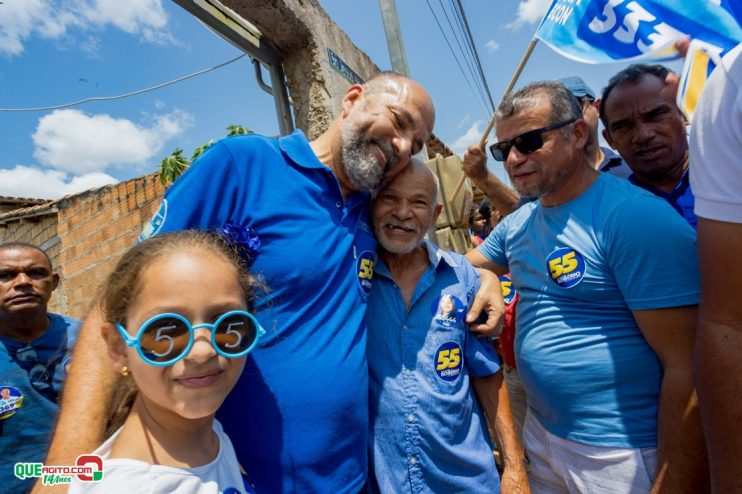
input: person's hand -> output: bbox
[462,144,489,182]
[674,37,690,57]
[658,37,689,104]
[467,268,504,337]
[501,464,531,494]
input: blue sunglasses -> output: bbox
[116,311,266,367]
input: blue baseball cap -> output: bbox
[558,76,596,100]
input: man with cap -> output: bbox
[559,76,631,178]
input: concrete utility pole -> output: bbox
[379,0,428,161]
[379,0,410,76]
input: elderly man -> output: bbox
[600,64,697,228]
[466,81,707,493]
[41,72,503,494]
[366,160,528,493]
[0,243,79,493]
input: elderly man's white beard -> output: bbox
[340,122,395,192]
[373,220,421,255]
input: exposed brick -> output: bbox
[3,174,166,319]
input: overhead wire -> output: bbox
[424,0,490,119]
[448,0,480,81]
[435,0,489,111]
[0,54,247,112]
[454,0,496,112]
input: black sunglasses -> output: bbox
[489,118,577,162]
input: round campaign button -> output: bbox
[430,294,465,327]
[0,386,24,420]
[546,247,586,288]
[60,355,72,378]
[356,250,375,298]
[499,274,516,305]
[434,342,463,382]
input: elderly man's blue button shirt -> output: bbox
[367,241,501,494]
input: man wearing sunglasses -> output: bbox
[0,243,80,494]
[466,81,707,493]
[40,73,505,494]
[462,76,630,218]
[601,64,697,229]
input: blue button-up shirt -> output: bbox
[629,169,697,229]
[367,241,501,494]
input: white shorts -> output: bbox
[524,412,657,494]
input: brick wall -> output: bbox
[57,174,165,319]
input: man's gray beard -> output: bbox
[373,223,419,255]
[340,124,386,192]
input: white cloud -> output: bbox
[506,0,552,29]
[485,40,501,53]
[456,115,471,130]
[32,109,193,173]
[0,166,117,200]
[0,0,171,57]
[450,120,485,157]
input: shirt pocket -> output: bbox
[422,324,467,395]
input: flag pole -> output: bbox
[447,38,539,204]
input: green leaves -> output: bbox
[158,125,253,185]
[158,148,189,185]
[191,140,214,161]
[226,124,253,136]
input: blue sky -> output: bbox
[0,0,682,199]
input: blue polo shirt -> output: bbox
[367,241,501,494]
[0,313,79,494]
[629,169,697,229]
[140,131,374,493]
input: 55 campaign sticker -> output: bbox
[434,342,463,382]
[546,247,586,288]
[356,250,375,298]
[499,274,516,305]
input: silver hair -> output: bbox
[495,81,582,136]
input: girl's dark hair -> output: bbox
[102,230,256,325]
[101,230,256,436]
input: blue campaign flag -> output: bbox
[535,0,742,64]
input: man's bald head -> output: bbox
[337,73,436,194]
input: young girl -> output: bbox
[69,230,263,493]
